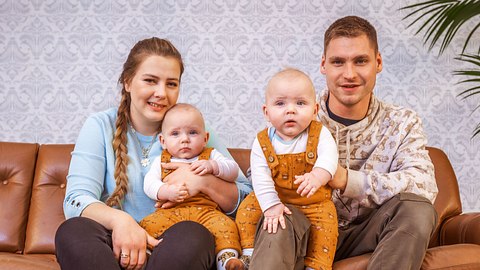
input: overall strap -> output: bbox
[305,120,323,165]
[161,150,173,179]
[257,128,279,169]
[198,147,213,160]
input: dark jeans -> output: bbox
[251,193,437,270]
[55,217,215,270]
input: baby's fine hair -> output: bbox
[161,103,205,131]
[266,68,315,98]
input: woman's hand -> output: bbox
[111,212,160,270]
[162,162,206,196]
[161,162,239,213]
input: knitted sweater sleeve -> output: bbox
[343,111,438,205]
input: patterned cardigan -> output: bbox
[317,90,438,228]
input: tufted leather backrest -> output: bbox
[0,142,465,256]
[0,142,39,253]
[24,144,73,254]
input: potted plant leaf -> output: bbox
[401,0,480,137]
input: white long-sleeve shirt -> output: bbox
[144,149,239,200]
[250,126,338,212]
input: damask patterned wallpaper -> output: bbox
[0,0,479,211]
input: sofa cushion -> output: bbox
[0,142,39,253]
[332,244,480,270]
[24,144,73,254]
[421,244,480,269]
[0,253,59,270]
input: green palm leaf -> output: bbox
[474,123,480,138]
[454,54,480,100]
[402,1,480,137]
[401,0,480,55]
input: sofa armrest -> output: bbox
[440,212,480,245]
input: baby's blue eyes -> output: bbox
[169,131,199,136]
[274,101,306,106]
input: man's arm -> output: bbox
[332,112,438,205]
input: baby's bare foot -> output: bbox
[225,258,245,270]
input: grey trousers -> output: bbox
[250,193,437,270]
[250,205,311,270]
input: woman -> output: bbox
[55,37,252,270]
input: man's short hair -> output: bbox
[324,15,378,54]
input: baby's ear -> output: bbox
[204,132,210,145]
[159,133,167,149]
[262,104,269,122]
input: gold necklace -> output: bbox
[129,125,158,167]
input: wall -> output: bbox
[0,0,478,211]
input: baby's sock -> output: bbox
[239,248,253,269]
[216,249,238,270]
[305,267,314,270]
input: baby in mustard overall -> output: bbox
[235,69,339,270]
[139,103,243,270]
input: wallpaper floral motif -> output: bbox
[0,0,478,211]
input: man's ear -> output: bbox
[320,55,327,75]
[376,52,383,73]
[159,134,167,149]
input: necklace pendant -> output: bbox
[141,158,150,167]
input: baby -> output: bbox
[236,69,339,270]
[139,103,244,270]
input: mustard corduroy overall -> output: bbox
[236,121,338,270]
[139,148,241,253]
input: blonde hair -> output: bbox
[106,37,184,208]
[265,68,315,101]
[161,103,205,131]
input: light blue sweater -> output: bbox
[64,108,252,222]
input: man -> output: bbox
[249,16,438,270]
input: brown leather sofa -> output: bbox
[1,141,479,270]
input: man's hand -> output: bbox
[263,203,292,233]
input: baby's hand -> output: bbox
[263,203,292,234]
[294,168,331,198]
[190,160,217,176]
[163,183,189,202]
